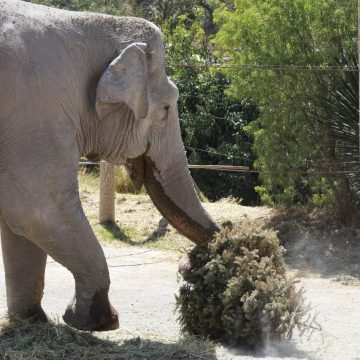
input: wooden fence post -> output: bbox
[99,162,115,223]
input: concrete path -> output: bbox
[1,244,360,359]
[0,245,180,336]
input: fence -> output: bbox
[88,158,360,223]
[92,162,251,223]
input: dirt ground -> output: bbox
[1,243,359,359]
[1,173,360,359]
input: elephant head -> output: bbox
[94,41,219,245]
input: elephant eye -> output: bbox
[159,106,169,121]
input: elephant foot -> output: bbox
[27,305,49,323]
[8,304,49,323]
[63,289,119,331]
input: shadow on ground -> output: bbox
[101,220,133,243]
[101,219,169,246]
[0,318,217,360]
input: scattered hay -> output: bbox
[176,222,315,348]
[0,317,216,360]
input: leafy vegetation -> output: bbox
[214,0,359,222]
[163,16,259,203]
[177,222,314,347]
[26,0,132,14]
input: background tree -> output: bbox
[27,0,132,14]
[214,0,358,222]
[163,15,259,203]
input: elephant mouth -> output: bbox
[124,155,145,192]
[86,153,102,163]
[126,155,219,245]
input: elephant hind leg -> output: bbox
[1,221,48,323]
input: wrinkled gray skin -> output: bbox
[0,0,219,331]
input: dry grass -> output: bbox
[114,166,146,194]
[0,317,217,360]
[78,166,145,195]
[78,171,271,252]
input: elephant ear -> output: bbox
[96,42,148,120]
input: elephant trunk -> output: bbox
[143,156,219,245]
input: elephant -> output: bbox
[0,0,219,331]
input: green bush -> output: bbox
[176,222,312,348]
[214,0,359,221]
[26,0,132,14]
[164,17,259,204]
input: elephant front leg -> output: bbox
[63,256,119,332]
[1,221,48,322]
[38,215,119,332]
[2,198,119,332]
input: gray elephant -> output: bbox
[0,0,219,331]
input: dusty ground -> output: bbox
[1,172,360,359]
[80,172,273,253]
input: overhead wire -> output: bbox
[167,62,359,72]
